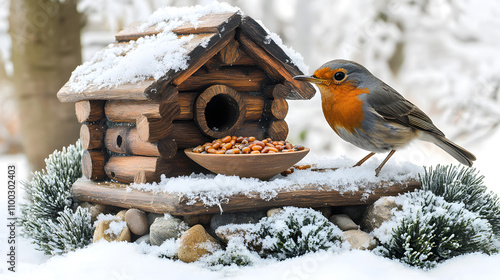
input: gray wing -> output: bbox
[366,82,445,136]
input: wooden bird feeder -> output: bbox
[58,8,419,215]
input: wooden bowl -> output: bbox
[184,148,310,180]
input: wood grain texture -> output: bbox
[105,100,160,123]
[218,39,241,65]
[177,66,269,92]
[170,121,212,148]
[155,152,210,181]
[71,178,421,215]
[267,119,289,140]
[75,100,105,123]
[136,103,180,142]
[264,83,292,99]
[266,98,288,120]
[157,138,178,159]
[80,123,106,150]
[105,155,157,183]
[81,150,107,181]
[105,126,159,157]
[115,12,241,41]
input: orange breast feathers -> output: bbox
[314,68,369,133]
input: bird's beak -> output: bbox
[293,75,324,84]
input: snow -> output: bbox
[131,154,423,210]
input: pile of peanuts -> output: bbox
[191,136,306,154]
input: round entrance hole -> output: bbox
[205,94,239,132]
[195,85,246,138]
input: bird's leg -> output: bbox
[374,150,396,176]
[353,152,375,167]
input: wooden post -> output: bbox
[267,120,289,140]
[265,98,289,120]
[75,100,105,123]
[80,123,106,150]
[105,126,159,157]
[81,150,107,181]
[105,156,157,183]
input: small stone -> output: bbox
[314,207,332,218]
[178,225,221,263]
[183,214,213,227]
[150,215,188,246]
[361,196,400,232]
[267,208,283,217]
[125,209,149,236]
[116,209,127,221]
[342,205,367,224]
[93,219,131,243]
[329,214,358,231]
[342,230,377,250]
[79,203,112,224]
[147,213,163,226]
[134,234,151,245]
[215,224,252,244]
[210,211,266,234]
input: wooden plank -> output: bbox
[177,66,271,92]
[238,16,316,100]
[57,79,155,103]
[75,100,105,123]
[115,12,241,42]
[71,178,421,215]
[105,156,157,183]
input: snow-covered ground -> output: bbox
[1,152,499,279]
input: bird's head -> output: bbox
[294,59,375,92]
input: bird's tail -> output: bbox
[425,134,476,167]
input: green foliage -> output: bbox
[205,239,260,268]
[419,165,500,235]
[20,141,94,255]
[378,189,498,269]
[255,207,343,260]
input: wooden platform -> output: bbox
[72,177,420,215]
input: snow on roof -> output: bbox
[130,155,423,210]
[65,2,310,95]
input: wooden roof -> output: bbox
[57,11,315,103]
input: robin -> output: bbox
[294,59,476,176]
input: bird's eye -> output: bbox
[334,71,345,81]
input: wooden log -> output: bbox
[157,138,178,159]
[206,51,255,68]
[177,92,198,120]
[136,114,174,143]
[170,121,212,148]
[267,119,289,140]
[237,32,315,100]
[105,126,159,157]
[145,84,179,103]
[235,122,266,139]
[81,150,107,181]
[195,85,246,138]
[80,123,106,150]
[105,100,160,123]
[71,178,421,215]
[265,98,288,120]
[105,155,157,183]
[75,100,105,123]
[218,39,241,65]
[177,66,270,92]
[134,170,156,184]
[57,79,155,103]
[155,152,210,181]
[264,83,292,99]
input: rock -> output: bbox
[183,214,212,227]
[215,224,253,244]
[147,213,163,226]
[178,225,221,263]
[125,209,149,236]
[134,234,151,245]
[150,215,188,246]
[210,211,266,234]
[329,214,358,231]
[267,208,282,217]
[361,196,400,232]
[79,203,112,224]
[342,205,367,224]
[116,209,127,221]
[314,207,332,218]
[342,230,377,250]
[93,219,131,243]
